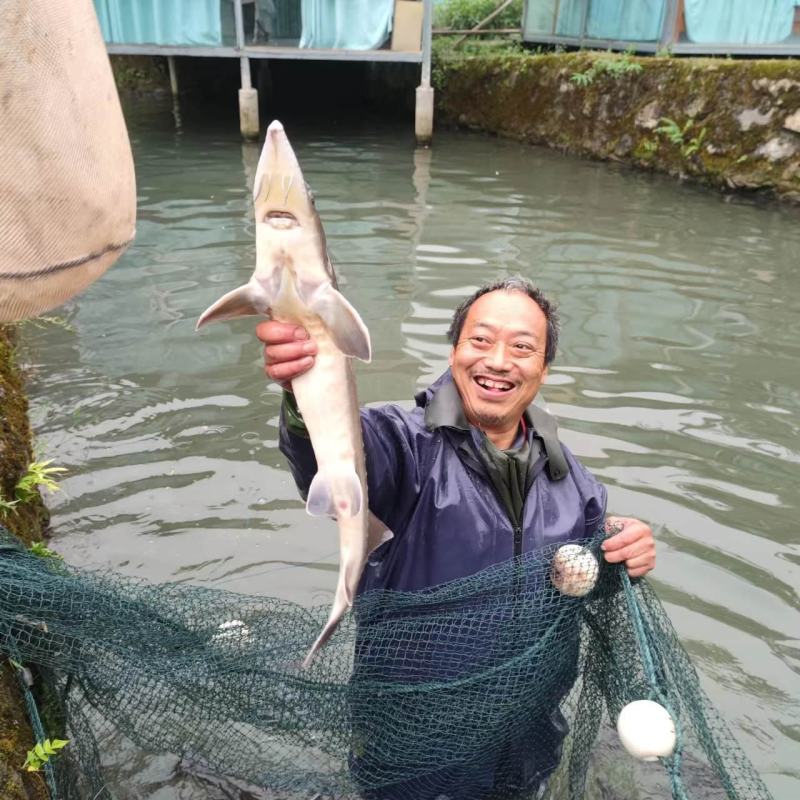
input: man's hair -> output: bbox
[446,277,560,365]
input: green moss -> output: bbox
[0,326,49,547]
[0,325,51,800]
[110,55,170,92]
[434,50,800,203]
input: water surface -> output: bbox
[22,98,800,798]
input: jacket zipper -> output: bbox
[513,524,523,559]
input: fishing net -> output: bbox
[0,0,135,323]
[0,526,773,800]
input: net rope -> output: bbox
[0,526,773,800]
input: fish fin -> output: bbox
[307,285,371,363]
[367,513,394,555]
[306,468,363,518]
[196,283,266,330]
[302,589,349,668]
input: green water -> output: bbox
[21,99,800,798]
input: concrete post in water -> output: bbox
[415,0,434,145]
[234,0,259,141]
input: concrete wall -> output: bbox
[434,51,800,203]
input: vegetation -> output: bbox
[28,541,62,560]
[655,117,708,159]
[14,460,66,503]
[21,738,69,773]
[1,325,53,800]
[570,52,644,86]
[433,0,523,30]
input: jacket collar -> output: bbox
[417,369,534,433]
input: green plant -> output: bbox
[29,541,63,560]
[655,117,707,159]
[22,738,69,772]
[570,53,643,86]
[15,460,66,503]
[0,491,19,516]
[641,138,658,154]
[655,46,673,58]
[434,0,523,30]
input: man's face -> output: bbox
[448,290,549,435]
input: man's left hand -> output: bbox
[601,517,656,578]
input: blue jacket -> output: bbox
[280,371,608,799]
[279,370,607,594]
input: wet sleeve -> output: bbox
[278,393,420,533]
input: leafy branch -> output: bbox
[22,738,69,772]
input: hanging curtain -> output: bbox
[586,0,666,40]
[684,0,796,44]
[299,0,394,49]
[553,0,665,40]
[554,0,586,36]
[93,0,223,46]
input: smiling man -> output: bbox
[257,276,655,798]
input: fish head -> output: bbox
[252,121,331,286]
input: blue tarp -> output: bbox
[684,0,796,44]
[299,0,394,49]
[93,0,222,47]
[553,0,665,41]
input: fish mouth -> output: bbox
[263,209,299,229]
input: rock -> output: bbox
[784,109,800,134]
[751,77,800,95]
[705,143,728,155]
[755,135,800,162]
[736,107,775,131]
[635,100,660,130]
[685,97,706,118]
[769,78,800,96]
[781,161,800,182]
[615,135,634,157]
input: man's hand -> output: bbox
[256,320,317,390]
[601,517,656,578]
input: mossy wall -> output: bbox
[0,324,50,800]
[435,51,800,203]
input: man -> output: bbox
[258,277,655,798]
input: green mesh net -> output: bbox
[0,526,773,800]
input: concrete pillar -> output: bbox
[238,55,259,141]
[415,86,434,146]
[239,87,259,141]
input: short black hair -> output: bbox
[446,277,559,365]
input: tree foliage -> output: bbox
[434,0,523,30]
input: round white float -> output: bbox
[550,544,600,597]
[616,699,677,761]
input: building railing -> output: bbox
[522,0,800,56]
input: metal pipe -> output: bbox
[167,55,178,95]
[233,0,245,50]
[240,56,251,89]
[421,0,433,88]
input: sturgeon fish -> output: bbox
[197,121,377,665]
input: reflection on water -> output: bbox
[22,98,800,798]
